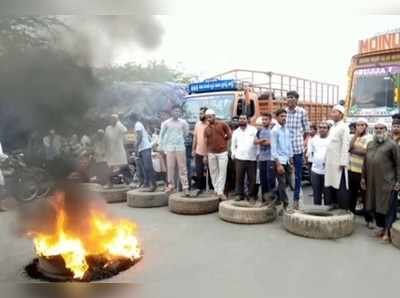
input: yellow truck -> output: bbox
[345,29,400,127]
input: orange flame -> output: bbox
[30,193,141,279]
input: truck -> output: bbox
[182,69,339,127]
[345,29,400,128]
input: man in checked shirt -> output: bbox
[286,91,310,210]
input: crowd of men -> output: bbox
[1,90,399,242]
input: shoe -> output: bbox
[254,199,263,208]
[191,189,201,197]
[283,202,289,211]
[249,198,256,205]
[293,201,300,210]
[366,222,374,230]
[183,189,190,197]
[164,186,175,194]
[328,204,339,211]
[234,196,245,202]
[219,194,228,201]
[381,234,391,243]
[148,185,157,192]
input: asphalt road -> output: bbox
[0,186,399,298]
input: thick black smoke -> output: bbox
[0,48,99,150]
[0,14,165,151]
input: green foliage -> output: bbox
[0,16,70,55]
[95,60,197,84]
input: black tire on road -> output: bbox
[391,221,400,250]
[168,192,219,215]
[218,200,277,224]
[283,209,354,239]
[127,189,168,208]
[89,185,130,203]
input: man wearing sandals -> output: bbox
[361,122,400,243]
[159,105,190,197]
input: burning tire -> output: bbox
[168,192,219,215]
[391,221,400,250]
[89,185,130,203]
[127,189,168,208]
[218,200,277,224]
[282,209,354,239]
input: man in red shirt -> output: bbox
[192,107,208,196]
[204,109,231,200]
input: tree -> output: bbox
[95,60,197,84]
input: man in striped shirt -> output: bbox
[286,91,310,210]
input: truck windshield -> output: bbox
[350,66,399,110]
[182,94,235,123]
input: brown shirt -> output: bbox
[204,121,232,153]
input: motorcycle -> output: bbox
[0,152,41,202]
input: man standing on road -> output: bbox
[324,105,350,209]
[131,113,157,192]
[159,105,190,196]
[231,115,258,203]
[362,122,400,242]
[104,115,128,182]
[192,107,208,196]
[104,114,128,165]
[286,91,310,210]
[204,109,231,200]
[254,113,275,205]
[308,121,330,205]
[348,118,373,225]
[271,109,293,212]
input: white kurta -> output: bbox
[104,121,128,167]
[324,120,350,189]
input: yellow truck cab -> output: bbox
[345,29,400,129]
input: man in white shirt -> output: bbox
[231,114,258,202]
[308,121,330,205]
[131,113,157,192]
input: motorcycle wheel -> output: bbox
[34,168,54,199]
[14,174,40,203]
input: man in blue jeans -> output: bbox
[254,113,275,206]
[131,113,157,192]
[286,91,310,210]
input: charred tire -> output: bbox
[283,209,354,239]
[391,221,400,250]
[127,190,168,208]
[168,192,219,215]
[90,185,130,203]
[218,200,277,224]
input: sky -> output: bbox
[113,2,400,98]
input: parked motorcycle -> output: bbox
[0,152,41,202]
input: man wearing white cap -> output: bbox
[362,122,400,242]
[204,109,231,200]
[348,117,373,224]
[324,105,350,209]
